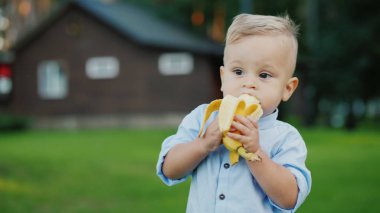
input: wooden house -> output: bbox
[8,0,223,128]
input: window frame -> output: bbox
[85,56,120,79]
[37,60,68,100]
[158,52,194,76]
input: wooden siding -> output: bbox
[11,7,220,116]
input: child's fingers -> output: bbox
[231,121,250,135]
[247,116,259,129]
[226,131,251,148]
[226,131,244,142]
[234,115,254,129]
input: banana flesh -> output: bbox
[198,94,263,165]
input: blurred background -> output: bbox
[0,0,379,212]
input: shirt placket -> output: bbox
[214,152,231,213]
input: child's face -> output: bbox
[220,35,299,116]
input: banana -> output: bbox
[198,94,263,165]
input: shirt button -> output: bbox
[223,163,230,169]
[219,194,225,200]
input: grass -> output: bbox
[0,129,189,213]
[298,128,380,213]
[0,128,379,212]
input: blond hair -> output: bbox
[226,14,299,45]
[225,14,299,73]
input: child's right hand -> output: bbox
[199,119,223,153]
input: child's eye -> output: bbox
[259,72,272,79]
[233,69,244,76]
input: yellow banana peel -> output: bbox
[198,94,263,165]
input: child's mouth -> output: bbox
[241,93,261,103]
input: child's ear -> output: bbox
[220,66,225,92]
[282,77,299,101]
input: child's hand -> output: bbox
[200,119,223,152]
[227,115,260,153]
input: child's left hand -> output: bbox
[226,115,260,153]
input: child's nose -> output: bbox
[243,75,257,89]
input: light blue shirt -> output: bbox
[156,104,311,213]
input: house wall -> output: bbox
[11,6,220,116]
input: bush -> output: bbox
[0,114,31,131]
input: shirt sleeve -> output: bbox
[156,104,206,186]
[269,126,312,212]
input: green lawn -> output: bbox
[0,128,379,212]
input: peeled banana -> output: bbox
[198,94,263,165]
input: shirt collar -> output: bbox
[258,108,278,130]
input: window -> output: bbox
[38,61,68,99]
[0,78,12,95]
[86,56,119,79]
[158,52,194,75]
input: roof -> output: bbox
[12,0,223,55]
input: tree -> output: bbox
[309,0,380,128]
